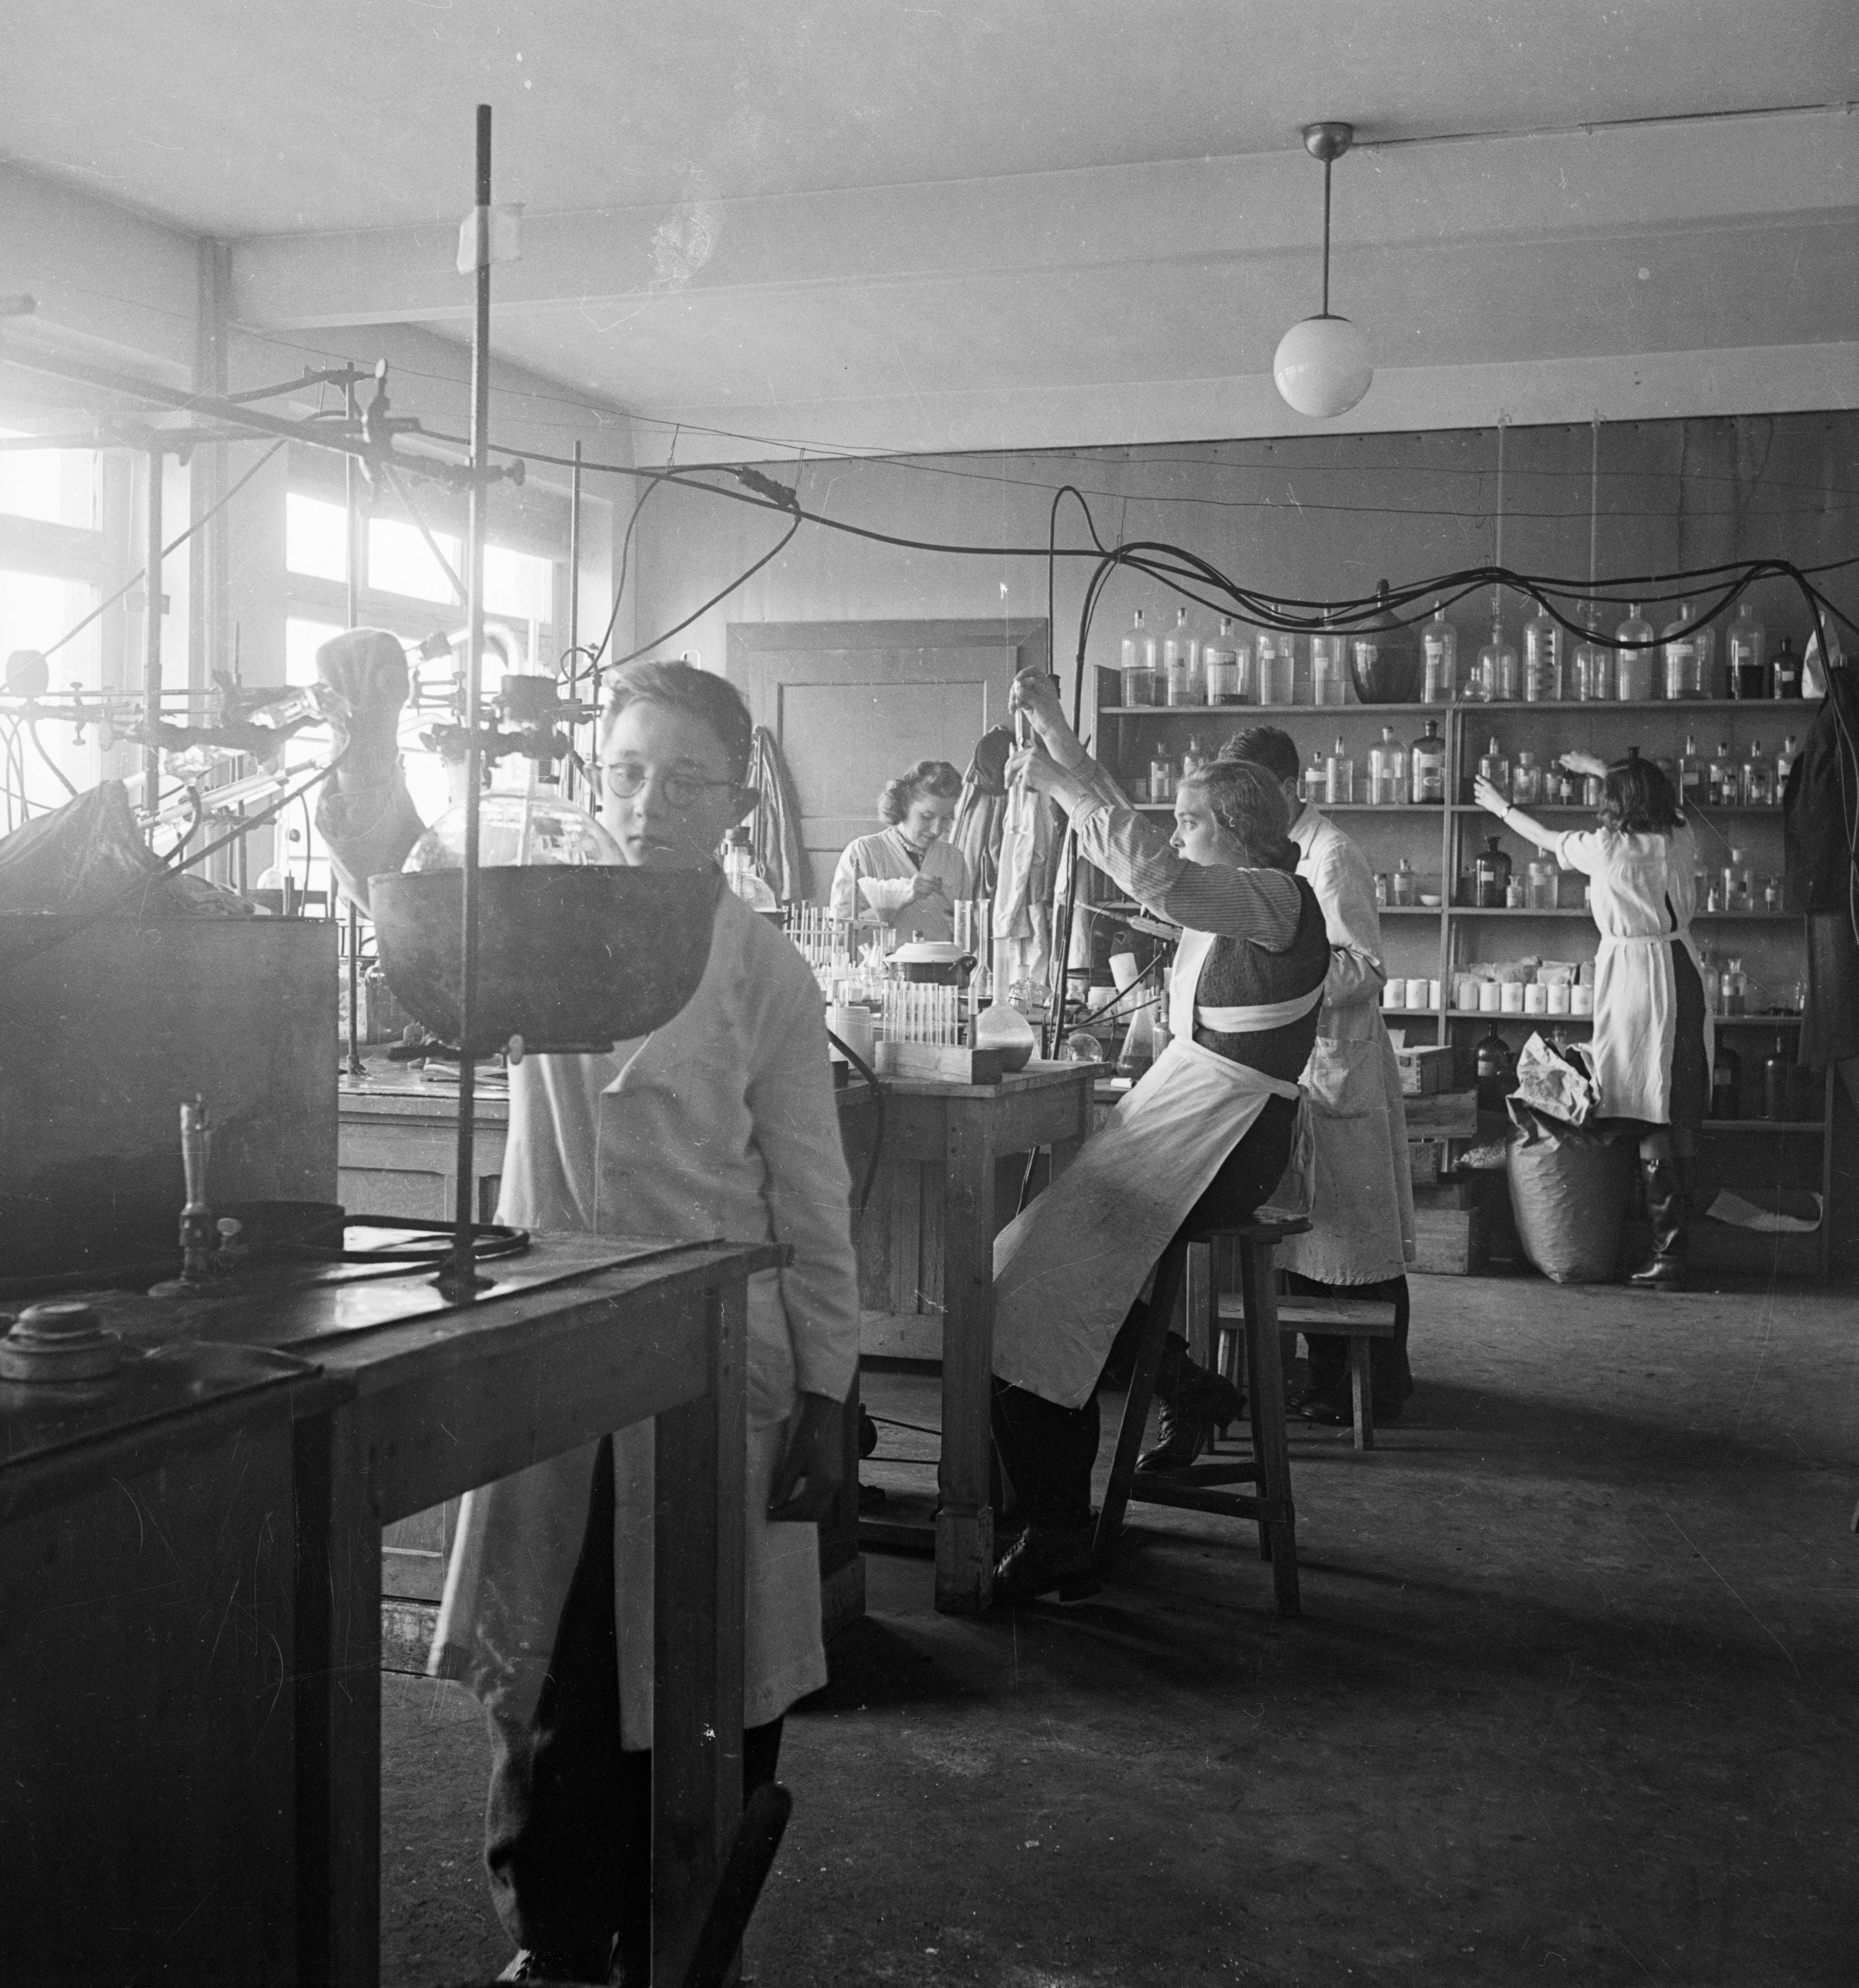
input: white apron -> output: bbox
[990,928,1314,1410]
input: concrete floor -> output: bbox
[382,1270,1859,1987]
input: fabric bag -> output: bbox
[1505,1096,1634,1284]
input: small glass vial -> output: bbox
[1164,606,1200,705]
[1719,955,1748,1014]
[1203,619,1242,705]
[1180,730,1210,779]
[1763,875,1784,913]
[1522,603,1563,702]
[1325,734,1357,806]
[1614,604,1655,701]
[1312,619,1348,707]
[1742,740,1773,809]
[1572,609,1611,701]
[1373,872,1390,908]
[1775,735,1798,796]
[1727,598,1766,698]
[1772,635,1801,699]
[1511,750,1542,805]
[1708,740,1737,809]
[1120,608,1158,707]
[1368,725,1404,806]
[1722,852,1751,913]
[1421,601,1457,704]
[1409,719,1446,803]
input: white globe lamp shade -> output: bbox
[1273,313,1373,419]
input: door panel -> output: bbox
[729,619,1048,891]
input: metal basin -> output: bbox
[370,867,721,1055]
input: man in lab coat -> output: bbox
[1220,727,1416,1419]
[316,632,859,1984]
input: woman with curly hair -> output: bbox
[829,758,971,942]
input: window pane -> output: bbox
[286,617,347,688]
[286,494,349,582]
[1,569,100,814]
[484,543,554,623]
[369,517,462,606]
[0,435,94,528]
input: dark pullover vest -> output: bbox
[1187,873,1330,1084]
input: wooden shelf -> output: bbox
[1100,697,1817,718]
[1099,701,1441,716]
[1702,1119,1825,1134]
[1446,1008,1592,1024]
[1447,802,1789,817]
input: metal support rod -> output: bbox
[344,376,366,1077]
[1320,159,1333,318]
[141,450,164,831]
[565,439,583,803]
[1588,416,1602,596]
[441,102,495,1299]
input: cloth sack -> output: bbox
[1505,1096,1634,1284]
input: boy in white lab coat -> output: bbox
[317,635,859,1984]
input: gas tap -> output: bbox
[149,1097,229,1296]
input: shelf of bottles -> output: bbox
[1087,591,1831,1273]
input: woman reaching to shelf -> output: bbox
[1472,750,1710,1289]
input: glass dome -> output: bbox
[404,790,623,871]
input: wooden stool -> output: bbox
[1223,1294,1400,1452]
[1093,1217,1310,1618]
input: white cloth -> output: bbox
[991,919,1306,1410]
[1555,822,1708,1125]
[1278,805,1417,1286]
[829,827,970,942]
[431,888,860,1740]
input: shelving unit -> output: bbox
[1089,675,1831,1280]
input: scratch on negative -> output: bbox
[1658,1500,1801,1678]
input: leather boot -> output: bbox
[1137,1342,1245,1473]
[1627,1150,1690,1289]
[992,1522,1101,1603]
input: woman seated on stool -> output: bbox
[987,669,1330,1604]
[1474,750,1709,1287]
[829,759,970,942]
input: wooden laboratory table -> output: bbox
[850,1061,1097,1614]
[16,1233,774,1988]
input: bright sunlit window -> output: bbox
[1,569,100,818]
[0,435,94,529]
[369,517,462,606]
[485,543,554,623]
[286,493,349,582]
[285,616,346,687]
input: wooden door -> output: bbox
[728,618,1048,895]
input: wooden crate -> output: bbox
[1411,1202,1490,1275]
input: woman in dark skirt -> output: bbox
[1474,753,1710,1287]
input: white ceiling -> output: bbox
[5,1,1858,457]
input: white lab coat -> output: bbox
[1278,805,1417,1286]
[430,888,861,1740]
[829,828,970,942]
[1554,822,1708,1126]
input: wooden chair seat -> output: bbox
[1093,1217,1308,1618]
[1219,1292,1399,1451]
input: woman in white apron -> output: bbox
[1474,751,1710,1287]
[315,639,860,1984]
[828,758,970,941]
[1219,727,1417,1424]
[989,672,1331,1603]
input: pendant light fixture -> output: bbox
[1273,121,1373,419]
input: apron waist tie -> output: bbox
[1195,983,1324,1033]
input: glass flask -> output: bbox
[1312,618,1348,707]
[1420,600,1457,704]
[1661,602,1706,699]
[1120,608,1158,707]
[1325,735,1357,805]
[1477,735,1511,800]
[1742,740,1774,809]
[1614,604,1655,701]
[721,825,779,911]
[1726,598,1766,699]
[1164,606,1201,705]
[1522,603,1563,702]
[404,765,624,871]
[1368,725,1405,806]
[1408,718,1446,803]
[1572,610,1611,701]
[1203,618,1243,705]
[1474,837,1513,909]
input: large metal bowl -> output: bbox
[370,867,721,1055]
